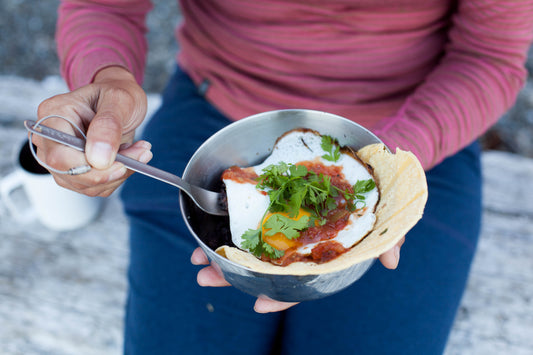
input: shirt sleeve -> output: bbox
[372,0,533,170]
[56,0,153,90]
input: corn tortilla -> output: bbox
[216,143,428,275]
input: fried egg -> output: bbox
[222,129,379,264]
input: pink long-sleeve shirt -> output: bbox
[57,0,533,169]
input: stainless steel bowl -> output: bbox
[179,109,384,302]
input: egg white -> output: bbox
[223,130,378,256]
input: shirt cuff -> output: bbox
[63,49,143,90]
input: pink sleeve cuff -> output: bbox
[372,113,436,171]
[63,49,143,90]
[57,0,151,90]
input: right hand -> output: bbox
[33,66,152,197]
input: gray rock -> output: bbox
[444,152,533,355]
[484,82,533,159]
[0,0,178,93]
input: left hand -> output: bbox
[190,237,405,313]
[191,248,299,313]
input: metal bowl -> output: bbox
[179,109,384,302]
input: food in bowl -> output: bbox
[216,128,427,275]
[221,129,379,264]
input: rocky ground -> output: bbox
[0,0,179,93]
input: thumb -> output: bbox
[85,111,124,170]
[83,67,146,170]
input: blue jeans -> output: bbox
[121,68,482,355]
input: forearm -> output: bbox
[373,0,533,170]
[57,0,152,90]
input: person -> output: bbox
[34,1,533,354]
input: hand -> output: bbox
[191,247,299,313]
[190,239,404,313]
[33,66,152,197]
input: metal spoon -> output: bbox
[24,120,228,216]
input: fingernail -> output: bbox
[139,150,153,163]
[87,142,114,169]
[108,166,127,182]
[140,141,152,150]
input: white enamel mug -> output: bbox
[0,140,102,231]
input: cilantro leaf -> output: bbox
[241,227,286,259]
[289,164,308,177]
[321,135,341,162]
[353,179,376,194]
[240,228,263,257]
[286,184,307,217]
[263,214,310,239]
[262,243,285,259]
[335,178,376,211]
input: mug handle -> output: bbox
[0,170,36,222]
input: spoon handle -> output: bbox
[24,120,193,191]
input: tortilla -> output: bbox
[216,143,428,275]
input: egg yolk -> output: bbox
[261,209,311,251]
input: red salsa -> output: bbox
[224,160,371,266]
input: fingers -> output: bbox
[34,67,149,197]
[32,138,152,197]
[33,100,93,170]
[195,263,299,313]
[196,264,299,313]
[197,266,232,287]
[193,247,230,286]
[254,296,299,313]
[379,236,405,269]
[37,92,96,130]
[191,247,299,313]
[191,247,210,265]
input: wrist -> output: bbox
[93,65,136,84]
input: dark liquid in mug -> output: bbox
[19,141,50,175]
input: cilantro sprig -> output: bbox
[240,162,375,259]
[257,163,336,220]
[264,214,311,239]
[321,135,341,162]
[241,228,285,259]
[342,179,376,211]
